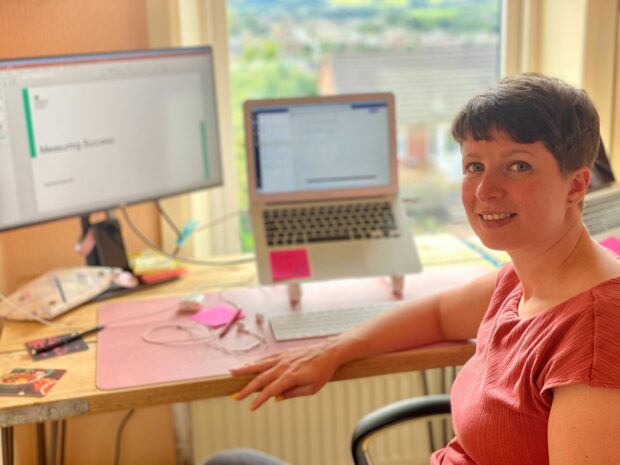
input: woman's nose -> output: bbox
[476,171,505,201]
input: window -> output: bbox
[227,0,502,251]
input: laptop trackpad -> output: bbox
[309,245,367,277]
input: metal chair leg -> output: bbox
[36,422,47,465]
[2,426,14,465]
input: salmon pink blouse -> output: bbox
[431,264,620,465]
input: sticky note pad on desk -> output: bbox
[269,249,311,281]
[191,305,245,328]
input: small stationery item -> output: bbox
[28,325,105,357]
[26,333,89,360]
[269,249,312,282]
[0,368,66,397]
[219,308,243,338]
[191,305,245,328]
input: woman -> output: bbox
[207,73,620,464]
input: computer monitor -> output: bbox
[0,46,222,268]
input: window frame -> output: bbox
[150,0,620,257]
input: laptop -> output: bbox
[243,93,422,284]
[583,139,620,240]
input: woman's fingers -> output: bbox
[230,353,282,375]
[233,366,282,400]
[278,383,319,400]
[230,361,273,376]
[248,372,303,411]
[230,343,338,410]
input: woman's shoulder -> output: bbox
[589,275,620,330]
[590,272,620,295]
[541,276,620,392]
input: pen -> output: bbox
[33,325,105,355]
[219,309,243,338]
[52,275,67,303]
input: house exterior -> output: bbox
[319,41,499,172]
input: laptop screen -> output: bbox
[589,138,615,192]
[248,97,393,196]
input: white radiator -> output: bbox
[191,369,455,465]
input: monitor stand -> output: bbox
[286,275,405,309]
[80,211,179,301]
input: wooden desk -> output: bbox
[0,261,483,464]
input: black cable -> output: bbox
[153,200,248,259]
[120,205,254,266]
[155,201,182,255]
[155,200,182,236]
[113,409,135,465]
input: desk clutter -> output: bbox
[0,267,124,321]
[0,368,65,397]
[95,264,489,390]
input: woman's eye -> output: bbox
[464,162,484,173]
[509,161,531,172]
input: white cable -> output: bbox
[120,205,255,266]
[101,289,265,354]
[142,320,265,354]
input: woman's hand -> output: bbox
[230,339,344,411]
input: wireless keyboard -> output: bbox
[269,301,401,341]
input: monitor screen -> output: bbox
[248,98,392,195]
[0,46,222,231]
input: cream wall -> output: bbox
[505,0,619,163]
[538,0,588,85]
[538,0,617,160]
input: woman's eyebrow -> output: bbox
[462,149,538,159]
[501,148,538,157]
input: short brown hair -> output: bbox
[451,73,600,173]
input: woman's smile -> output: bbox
[478,211,517,227]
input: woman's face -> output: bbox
[461,131,582,253]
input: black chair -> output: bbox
[351,394,452,465]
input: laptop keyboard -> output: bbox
[269,301,399,341]
[583,191,620,235]
[263,201,399,247]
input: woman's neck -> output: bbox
[508,220,598,302]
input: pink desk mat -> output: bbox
[96,264,490,390]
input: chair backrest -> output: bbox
[351,394,452,465]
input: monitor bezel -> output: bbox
[244,92,399,204]
[0,45,223,232]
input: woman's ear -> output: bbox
[567,167,591,203]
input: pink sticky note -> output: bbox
[269,249,311,281]
[600,236,620,256]
[191,305,245,328]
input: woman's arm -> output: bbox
[548,384,620,465]
[232,269,499,410]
